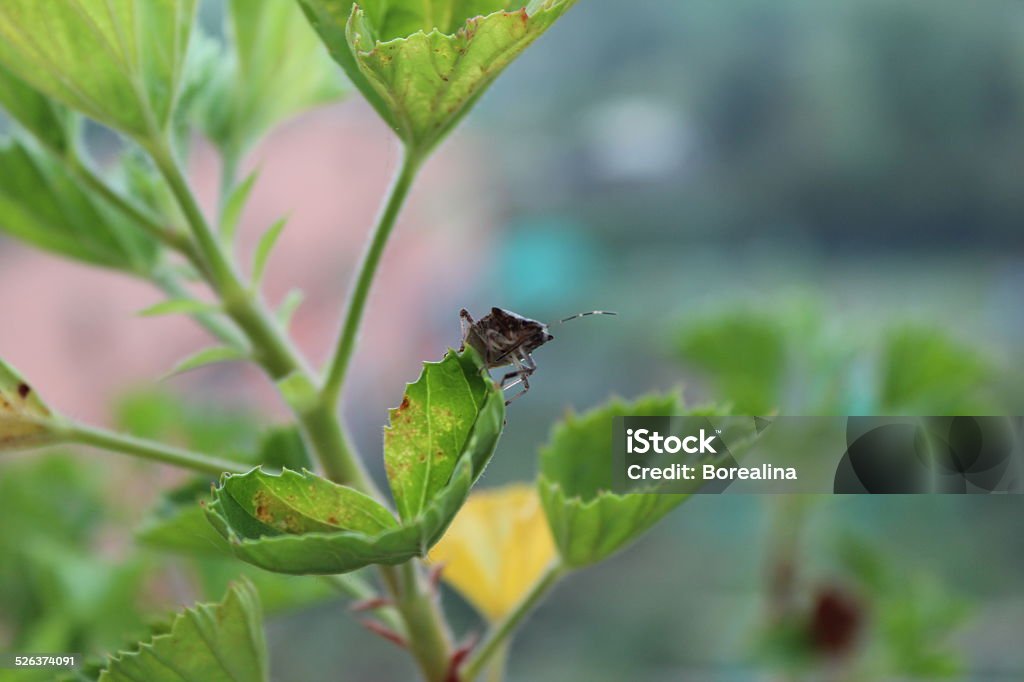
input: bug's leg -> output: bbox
[459,309,475,351]
[500,370,523,388]
[503,354,534,406]
[521,352,537,372]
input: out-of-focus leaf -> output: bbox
[196,0,345,162]
[0,357,57,452]
[0,62,72,154]
[676,312,787,415]
[0,0,197,141]
[299,0,578,152]
[165,346,249,378]
[538,394,696,568]
[136,479,232,557]
[219,169,258,243]
[114,389,260,456]
[97,580,268,682]
[385,349,503,522]
[137,425,310,557]
[251,217,286,285]
[879,326,995,413]
[0,455,104,641]
[139,298,222,318]
[205,349,504,574]
[0,139,160,274]
[275,289,305,329]
[257,425,313,472]
[429,483,555,620]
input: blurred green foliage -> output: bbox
[675,299,1004,415]
[0,391,338,675]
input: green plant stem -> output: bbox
[381,562,452,682]
[462,561,566,681]
[151,268,249,349]
[483,642,509,682]
[146,136,374,490]
[323,573,406,635]
[302,399,381,497]
[57,422,249,475]
[322,149,422,407]
[68,154,191,253]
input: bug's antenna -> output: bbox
[557,310,618,324]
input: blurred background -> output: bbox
[2,0,1024,679]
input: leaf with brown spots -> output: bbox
[217,468,397,537]
[384,348,504,522]
[203,349,504,575]
[0,357,57,452]
[298,0,579,152]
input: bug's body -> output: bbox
[459,307,614,405]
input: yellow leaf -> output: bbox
[429,484,555,621]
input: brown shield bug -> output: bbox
[459,307,617,405]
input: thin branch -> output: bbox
[57,422,250,475]
[322,149,422,407]
[462,561,566,681]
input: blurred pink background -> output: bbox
[0,101,495,426]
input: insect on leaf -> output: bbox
[384,349,501,522]
[97,580,268,682]
[203,349,504,575]
[0,0,197,142]
[0,357,58,452]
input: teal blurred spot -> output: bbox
[494,217,600,307]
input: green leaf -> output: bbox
[251,218,286,286]
[219,170,258,243]
[165,346,249,378]
[204,349,504,574]
[136,479,232,557]
[139,298,222,318]
[0,357,58,452]
[384,348,501,521]
[195,0,346,161]
[0,139,160,274]
[676,313,787,415]
[114,149,184,226]
[0,0,197,142]
[299,0,578,152]
[0,62,72,154]
[97,580,268,682]
[275,289,305,329]
[880,326,995,414]
[538,393,695,568]
[256,425,313,472]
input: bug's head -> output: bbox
[521,319,554,351]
